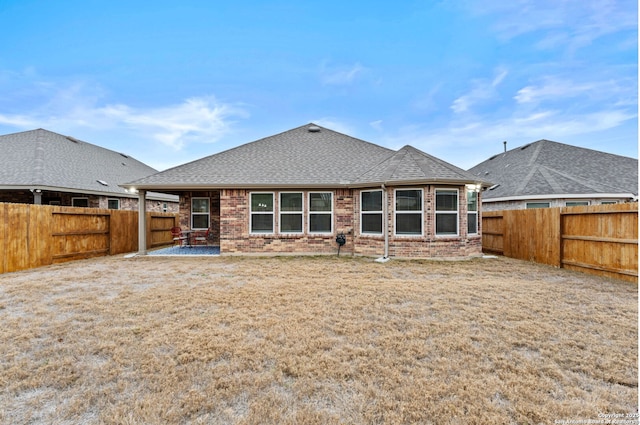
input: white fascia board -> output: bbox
[483,193,637,203]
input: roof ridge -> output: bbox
[32,129,46,185]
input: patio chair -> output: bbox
[193,229,210,246]
[170,226,188,247]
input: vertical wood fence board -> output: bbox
[484,203,637,282]
[6,204,30,272]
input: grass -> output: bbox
[0,255,637,424]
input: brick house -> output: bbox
[0,128,178,212]
[468,139,638,211]
[125,124,490,259]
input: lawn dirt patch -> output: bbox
[0,254,637,424]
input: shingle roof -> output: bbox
[0,128,175,200]
[468,139,638,199]
[126,124,486,189]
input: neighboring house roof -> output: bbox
[468,139,638,202]
[125,124,487,190]
[0,128,176,201]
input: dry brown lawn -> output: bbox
[0,254,637,424]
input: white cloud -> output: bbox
[0,78,248,150]
[451,67,508,113]
[320,62,367,85]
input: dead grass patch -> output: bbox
[0,255,637,424]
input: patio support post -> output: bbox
[138,189,147,255]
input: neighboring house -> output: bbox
[124,124,490,259]
[0,128,178,211]
[468,139,638,211]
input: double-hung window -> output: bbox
[467,190,478,235]
[250,193,274,234]
[280,192,303,233]
[395,189,423,236]
[309,192,333,233]
[361,190,383,234]
[191,198,210,229]
[435,189,458,236]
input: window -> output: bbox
[162,203,168,212]
[108,199,120,210]
[566,201,589,207]
[395,189,423,236]
[467,190,478,234]
[250,193,274,233]
[526,202,550,209]
[361,190,383,234]
[280,192,303,233]
[191,198,210,229]
[601,201,617,205]
[72,197,88,207]
[309,192,333,233]
[435,189,458,236]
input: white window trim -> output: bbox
[467,190,478,235]
[360,189,383,235]
[250,192,275,235]
[279,192,304,234]
[394,188,424,237]
[435,188,459,237]
[72,197,89,207]
[308,191,333,234]
[191,197,210,230]
[107,198,120,210]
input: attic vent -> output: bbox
[66,136,80,143]
[489,154,498,160]
[308,125,321,133]
[520,144,531,150]
[120,153,129,158]
[489,184,500,190]
[97,180,109,186]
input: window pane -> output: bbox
[468,213,477,234]
[281,193,302,212]
[251,214,273,232]
[396,213,422,235]
[251,194,273,212]
[436,191,457,211]
[108,199,119,210]
[73,198,88,207]
[192,198,209,213]
[467,191,477,212]
[362,191,382,211]
[362,213,383,233]
[309,214,331,232]
[192,214,209,229]
[281,214,302,232]
[436,214,457,235]
[310,193,332,212]
[396,190,421,211]
[526,202,549,209]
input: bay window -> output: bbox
[395,189,422,236]
[435,189,458,236]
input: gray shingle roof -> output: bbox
[0,128,175,200]
[126,124,486,189]
[468,139,638,199]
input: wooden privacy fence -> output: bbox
[482,203,638,282]
[0,203,178,274]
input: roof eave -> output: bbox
[483,193,638,203]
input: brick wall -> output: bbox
[212,186,482,258]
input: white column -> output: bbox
[138,190,147,255]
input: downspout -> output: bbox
[138,189,147,255]
[375,183,390,262]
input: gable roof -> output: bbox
[0,128,176,200]
[125,124,486,190]
[468,139,638,201]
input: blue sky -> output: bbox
[0,0,637,171]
